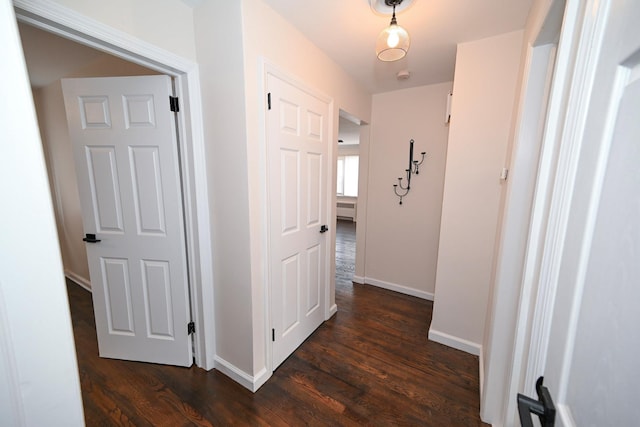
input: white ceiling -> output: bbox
[262,0,533,93]
[19,0,533,94]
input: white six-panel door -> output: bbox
[267,72,330,369]
[62,76,192,367]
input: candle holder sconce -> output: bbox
[393,139,426,205]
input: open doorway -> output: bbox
[19,21,198,365]
[336,113,361,290]
[19,22,161,290]
[13,6,213,370]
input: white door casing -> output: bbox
[523,0,640,425]
[266,71,331,369]
[13,0,215,372]
[62,75,193,367]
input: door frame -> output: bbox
[481,0,612,424]
[13,0,215,370]
[493,0,610,425]
[260,60,335,374]
[518,0,615,424]
[480,27,560,427]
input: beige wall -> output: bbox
[33,82,88,283]
[480,1,560,423]
[430,30,525,352]
[359,82,452,298]
[193,0,254,378]
[32,55,160,287]
[31,0,371,389]
[47,0,197,61]
[241,0,372,381]
[192,0,372,384]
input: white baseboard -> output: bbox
[428,328,482,356]
[64,270,91,292]
[479,348,485,397]
[214,355,271,392]
[353,276,434,301]
[327,303,337,318]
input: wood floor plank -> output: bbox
[66,219,487,426]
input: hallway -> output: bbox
[66,219,485,425]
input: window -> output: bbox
[336,155,359,197]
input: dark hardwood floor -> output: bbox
[336,219,357,287]
[67,219,486,426]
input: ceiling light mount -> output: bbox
[375,0,411,62]
[369,0,415,16]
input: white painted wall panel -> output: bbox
[0,3,84,423]
[430,31,524,349]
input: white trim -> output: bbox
[553,0,614,404]
[427,328,481,356]
[355,276,434,301]
[557,404,577,427]
[479,350,484,398]
[12,0,215,371]
[328,304,338,317]
[214,356,271,392]
[523,0,610,395]
[14,0,193,73]
[501,1,614,425]
[257,57,273,384]
[64,271,91,292]
[173,67,216,371]
[502,1,585,422]
[481,40,557,425]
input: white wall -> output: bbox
[358,83,451,299]
[0,1,84,423]
[32,55,160,288]
[429,31,524,354]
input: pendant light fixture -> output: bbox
[375,0,410,62]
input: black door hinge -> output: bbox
[272,328,275,342]
[267,93,271,110]
[170,96,180,112]
[187,321,195,335]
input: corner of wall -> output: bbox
[214,356,271,392]
[64,271,91,292]
[427,327,482,356]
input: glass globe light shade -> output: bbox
[376,21,410,62]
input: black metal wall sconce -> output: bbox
[393,139,426,205]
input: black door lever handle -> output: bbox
[517,377,556,427]
[319,225,329,233]
[83,233,101,243]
